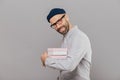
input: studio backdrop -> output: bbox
[0,0,120,80]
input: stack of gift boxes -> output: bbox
[48,48,67,59]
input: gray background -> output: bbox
[0,0,120,80]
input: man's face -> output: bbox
[49,14,69,35]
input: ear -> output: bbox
[65,14,69,21]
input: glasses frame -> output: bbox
[50,14,65,29]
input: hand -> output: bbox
[41,51,48,67]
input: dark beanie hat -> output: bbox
[47,8,66,23]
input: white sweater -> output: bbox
[45,25,92,80]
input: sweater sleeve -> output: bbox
[45,34,88,72]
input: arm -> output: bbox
[45,35,88,71]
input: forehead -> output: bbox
[49,14,64,23]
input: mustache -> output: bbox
[57,26,64,32]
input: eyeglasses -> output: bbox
[50,14,65,29]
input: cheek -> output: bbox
[63,20,68,26]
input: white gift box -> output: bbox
[48,48,67,59]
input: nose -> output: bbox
[55,24,61,30]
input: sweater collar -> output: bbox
[64,25,78,38]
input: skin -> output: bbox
[41,14,73,66]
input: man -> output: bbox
[41,8,92,80]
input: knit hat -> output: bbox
[47,8,66,23]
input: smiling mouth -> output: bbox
[60,27,65,32]
[58,26,65,32]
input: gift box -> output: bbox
[48,48,67,59]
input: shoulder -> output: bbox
[71,28,89,41]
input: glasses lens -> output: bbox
[50,23,55,28]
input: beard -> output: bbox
[57,21,69,35]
